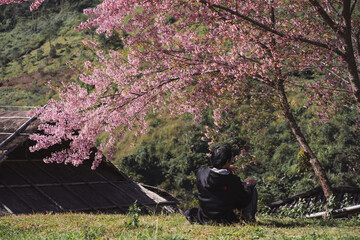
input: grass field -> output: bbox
[1,213,360,239]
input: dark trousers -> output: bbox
[184,186,258,224]
[241,186,258,221]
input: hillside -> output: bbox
[0,0,99,106]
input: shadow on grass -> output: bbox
[255,216,359,228]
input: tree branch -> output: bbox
[269,0,276,29]
[350,0,358,16]
[357,30,360,61]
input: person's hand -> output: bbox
[246,177,257,185]
[227,164,239,174]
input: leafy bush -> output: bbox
[125,201,141,228]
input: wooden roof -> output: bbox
[0,110,178,215]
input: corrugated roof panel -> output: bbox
[11,187,60,213]
[66,184,113,207]
[0,163,28,185]
[0,188,33,214]
[64,164,109,182]
[89,182,136,207]
[39,185,93,211]
[5,161,57,184]
[31,161,85,183]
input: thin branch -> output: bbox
[328,2,346,35]
[269,0,276,29]
[237,52,261,64]
[328,1,341,17]
[251,75,275,88]
[161,50,203,65]
[351,0,358,15]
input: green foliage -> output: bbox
[81,225,106,240]
[277,198,321,219]
[341,193,355,208]
[97,32,124,50]
[125,201,141,228]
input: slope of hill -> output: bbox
[0,0,99,106]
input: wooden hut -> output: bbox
[0,110,178,216]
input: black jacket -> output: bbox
[196,166,253,224]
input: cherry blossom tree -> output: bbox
[2,0,359,198]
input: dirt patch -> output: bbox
[0,68,77,89]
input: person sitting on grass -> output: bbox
[184,144,258,224]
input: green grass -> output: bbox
[1,213,359,239]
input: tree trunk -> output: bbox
[342,1,360,112]
[345,55,360,113]
[276,80,333,198]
